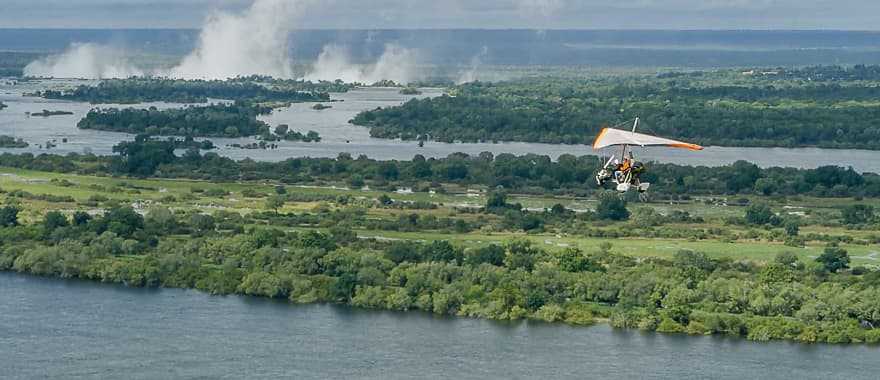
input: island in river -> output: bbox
[28,109,74,117]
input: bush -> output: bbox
[816,245,850,273]
[841,204,874,225]
[745,203,779,225]
[595,192,629,221]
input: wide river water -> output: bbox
[2,79,880,173]
[0,272,876,379]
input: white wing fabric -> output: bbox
[592,128,703,151]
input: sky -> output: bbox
[1,0,879,30]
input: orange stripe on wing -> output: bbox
[592,128,610,149]
[667,143,704,151]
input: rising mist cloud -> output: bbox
[168,0,307,79]
[305,43,420,85]
[23,43,144,79]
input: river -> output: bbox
[2,79,880,173]
[0,272,876,379]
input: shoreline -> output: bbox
[2,269,875,346]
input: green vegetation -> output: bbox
[78,103,272,138]
[5,64,880,344]
[0,135,28,148]
[270,124,321,142]
[0,161,878,344]
[352,66,880,149]
[1,143,878,200]
[399,87,422,95]
[29,110,74,117]
[34,78,345,104]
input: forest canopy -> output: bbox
[77,102,272,138]
[352,70,880,149]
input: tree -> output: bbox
[550,203,568,215]
[745,203,778,225]
[486,191,508,210]
[595,192,629,221]
[784,220,800,236]
[377,194,393,206]
[841,204,874,225]
[422,240,460,263]
[775,251,803,269]
[305,130,321,142]
[72,211,92,226]
[349,175,365,189]
[190,214,216,235]
[816,245,850,273]
[329,226,358,245]
[465,244,505,266]
[753,178,776,195]
[0,205,20,227]
[42,211,69,233]
[103,206,145,238]
[378,162,399,180]
[265,195,285,213]
[145,207,178,234]
[111,135,176,176]
[409,154,432,178]
[558,248,601,272]
[504,240,540,271]
[385,241,423,263]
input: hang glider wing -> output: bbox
[592,128,703,151]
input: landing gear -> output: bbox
[595,169,612,186]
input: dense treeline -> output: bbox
[1,144,878,198]
[1,201,879,344]
[764,64,880,81]
[36,78,339,104]
[77,103,272,138]
[230,76,355,93]
[665,65,880,82]
[352,77,880,149]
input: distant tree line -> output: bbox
[35,78,338,104]
[763,65,880,81]
[1,144,878,198]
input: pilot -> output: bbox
[612,158,624,182]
